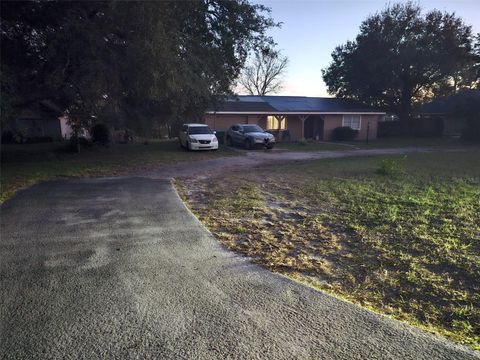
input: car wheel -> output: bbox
[245,139,252,150]
[226,136,232,147]
[266,144,274,150]
[187,141,191,151]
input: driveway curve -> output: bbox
[0,176,477,359]
[136,146,451,179]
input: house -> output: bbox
[419,89,480,136]
[4,99,93,142]
[204,95,385,141]
[9,100,74,141]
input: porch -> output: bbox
[260,114,326,141]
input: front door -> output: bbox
[304,116,324,140]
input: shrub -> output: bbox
[297,138,308,146]
[446,93,480,143]
[1,131,15,144]
[215,130,226,145]
[376,157,406,176]
[332,126,358,141]
[462,121,480,143]
[25,136,53,144]
[460,100,480,143]
[91,123,110,145]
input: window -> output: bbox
[188,126,213,135]
[242,125,264,133]
[267,115,286,130]
[343,115,361,130]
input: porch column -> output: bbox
[299,115,309,140]
[274,115,286,130]
[274,115,286,140]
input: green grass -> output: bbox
[1,140,236,202]
[275,136,466,152]
[275,141,354,151]
[347,136,465,149]
[178,149,480,349]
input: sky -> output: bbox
[250,0,480,97]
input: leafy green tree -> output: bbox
[1,1,276,137]
[322,2,476,124]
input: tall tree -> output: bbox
[1,1,277,136]
[238,47,288,95]
[322,2,476,123]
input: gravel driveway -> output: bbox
[136,146,452,179]
[0,175,477,359]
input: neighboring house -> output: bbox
[11,100,74,140]
[204,95,385,141]
[7,100,85,141]
[419,89,480,136]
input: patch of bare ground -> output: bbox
[176,150,480,350]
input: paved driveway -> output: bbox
[0,177,477,359]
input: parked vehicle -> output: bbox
[179,123,219,151]
[226,124,275,150]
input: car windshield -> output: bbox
[188,126,213,135]
[242,125,264,133]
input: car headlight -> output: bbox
[212,137,218,142]
[189,137,198,143]
[271,136,276,142]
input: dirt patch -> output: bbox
[136,146,444,180]
[175,150,480,350]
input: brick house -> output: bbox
[204,95,385,141]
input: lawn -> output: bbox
[275,141,354,151]
[0,140,237,202]
[177,149,480,349]
[347,135,466,149]
[275,136,466,152]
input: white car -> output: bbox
[179,123,219,151]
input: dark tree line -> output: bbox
[1,0,277,137]
[322,2,479,124]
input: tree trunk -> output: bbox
[398,90,412,135]
[72,131,80,154]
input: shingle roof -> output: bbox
[420,89,480,114]
[213,99,277,112]
[208,95,383,114]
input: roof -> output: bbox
[421,89,480,114]
[17,99,64,120]
[208,95,384,114]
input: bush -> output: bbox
[1,131,15,144]
[332,126,358,141]
[215,130,226,145]
[462,121,480,143]
[25,136,53,144]
[91,123,110,145]
[376,157,406,177]
[297,138,308,146]
[459,98,480,143]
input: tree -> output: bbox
[238,47,288,95]
[322,2,476,124]
[0,1,277,137]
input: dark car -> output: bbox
[226,124,275,150]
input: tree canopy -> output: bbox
[1,1,276,136]
[322,2,478,122]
